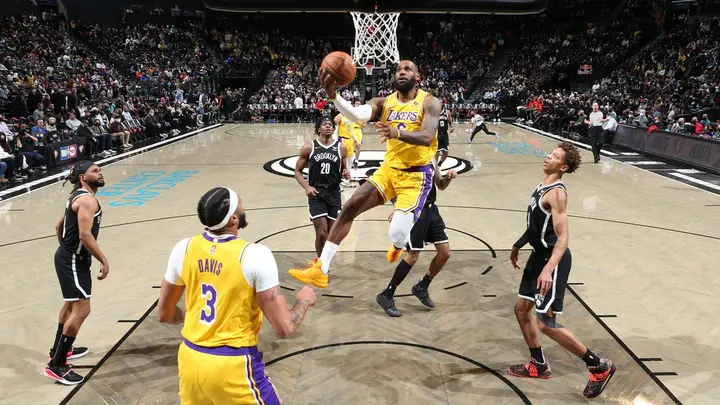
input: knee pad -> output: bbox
[537,312,564,329]
[388,211,414,248]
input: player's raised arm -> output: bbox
[319,68,384,122]
[251,244,316,338]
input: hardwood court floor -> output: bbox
[0,123,717,405]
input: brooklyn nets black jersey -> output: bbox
[307,138,342,189]
[61,189,102,256]
[438,108,449,134]
[526,181,566,251]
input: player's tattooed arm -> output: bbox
[290,297,312,329]
[398,96,442,146]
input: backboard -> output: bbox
[205,0,547,14]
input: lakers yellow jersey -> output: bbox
[181,235,262,348]
[337,115,363,141]
[380,89,438,169]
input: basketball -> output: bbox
[321,51,356,87]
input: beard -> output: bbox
[393,76,417,93]
[88,178,105,188]
[238,212,248,229]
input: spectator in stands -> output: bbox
[14,127,46,171]
[109,115,132,149]
[65,113,82,132]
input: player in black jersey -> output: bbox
[436,105,454,168]
[295,117,349,261]
[45,161,109,385]
[376,156,457,317]
[507,142,615,399]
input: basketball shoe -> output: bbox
[44,363,84,385]
[411,284,435,308]
[508,358,552,379]
[583,358,616,398]
[288,259,328,288]
[48,346,89,362]
[386,245,404,262]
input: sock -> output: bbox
[50,323,64,357]
[417,274,433,289]
[530,347,545,364]
[580,348,601,367]
[383,260,413,298]
[51,335,76,367]
[319,242,339,274]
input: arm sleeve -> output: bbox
[332,94,373,122]
[164,237,191,286]
[241,244,280,293]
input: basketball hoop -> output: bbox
[350,11,400,68]
[363,61,375,75]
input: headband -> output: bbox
[75,161,95,175]
[207,187,239,231]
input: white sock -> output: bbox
[348,156,355,172]
[319,242,339,274]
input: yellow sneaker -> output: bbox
[288,259,328,288]
[386,245,404,263]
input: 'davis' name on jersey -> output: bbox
[198,258,223,275]
[312,151,340,163]
[386,110,419,122]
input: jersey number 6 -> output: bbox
[200,283,217,325]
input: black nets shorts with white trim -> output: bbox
[438,131,449,153]
[55,247,92,301]
[406,203,448,251]
[308,186,342,221]
[518,248,571,314]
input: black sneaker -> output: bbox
[44,364,85,385]
[583,358,616,398]
[50,346,89,361]
[411,284,435,308]
[376,292,401,317]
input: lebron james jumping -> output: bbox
[289,60,441,287]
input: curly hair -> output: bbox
[558,142,581,173]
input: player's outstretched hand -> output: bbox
[375,122,398,144]
[447,169,458,180]
[510,246,520,270]
[98,261,109,280]
[318,68,337,99]
[342,169,350,180]
[297,286,317,307]
[305,186,319,197]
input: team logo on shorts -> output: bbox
[263,150,473,179]
[535,294,545,307]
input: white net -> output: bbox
[350,11,400,70]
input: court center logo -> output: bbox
[263,150,473,179]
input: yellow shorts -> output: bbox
[368,162,434,221]
[178,340,283,405]
[340,136,354,156]
[353,128,363,145]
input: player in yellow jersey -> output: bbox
[289,60,442,288]
[333,105,364,172]
[158,187,316,405]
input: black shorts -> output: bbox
[308,186,341,221]
[407,203,448,250]
[55,247,92,301]
[438,132,449,152]
[518,248,571,314]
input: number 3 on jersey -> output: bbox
[320,162,330,174]
[200,283,217,325]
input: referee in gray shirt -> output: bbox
[584,102,606,163]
